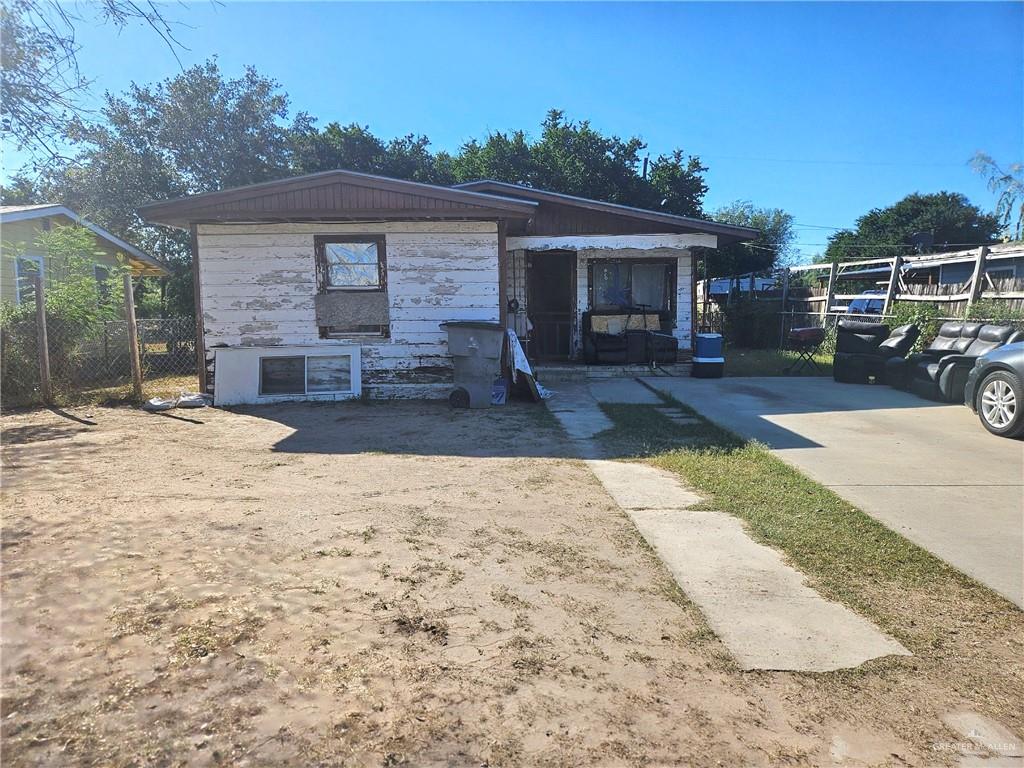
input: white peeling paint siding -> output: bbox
[197,221,499,399]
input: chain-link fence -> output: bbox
[1,313,197,408]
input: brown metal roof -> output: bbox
[139,169,538,228]
[454,180,759,244]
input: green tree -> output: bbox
[823,192,1001,263]
[446,110,708,216]
[1,0,184,161]
[971,153,1023,241]
[1,225,128,403]
[36,59,299,316]
[706,201,795,278]
[290,122,450,184]
[0,174,41,205]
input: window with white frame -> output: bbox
[15,255,44,305]
[259,354,353,396]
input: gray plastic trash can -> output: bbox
[440,321,505,408]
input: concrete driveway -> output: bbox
[642,376,1024,609]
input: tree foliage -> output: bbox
[1,0,184,161]
[706,201,795,278]
[823,192,1001,263]
[971,153,1024,241]
[18,64,730,318]
[36,60,298,316]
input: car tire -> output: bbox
[975,370,1024,438]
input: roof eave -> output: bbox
[454,180,759,242]
[1,204,169,276]
[138,169,538,225]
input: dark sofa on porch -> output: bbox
[581,309,678,365]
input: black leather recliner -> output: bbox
[901,322,1024,402]
[833,320,920,384]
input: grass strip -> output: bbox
[597,395,1009,648]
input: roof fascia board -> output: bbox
[455,180,759,240]
[1,204,167,274]
[139,170,538,219]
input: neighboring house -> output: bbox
[139,170,756,403]
[0,204,169,306]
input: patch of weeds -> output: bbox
[625,649,655,665]
[500,527,613,579]
[312,547,353,558]
[171,611,264,663]
[393,612,449,645]
[109,605,164,638]
[396,559,463,587]
[491,585,531,609]
[108,593,199,638]
[360,526,378,543]
[309,579,339,595]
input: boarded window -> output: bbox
[259,354,354,396]
[317,236,386,290]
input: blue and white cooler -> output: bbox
[692,332,725,378]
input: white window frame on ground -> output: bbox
[213,346,362,406]
[258,353,354,397]
[15,254,44,305]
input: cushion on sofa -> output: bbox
[876,324,920,358]
[925,321,982,355]
[962,324,1018,357]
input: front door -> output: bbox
[527,250,575,360]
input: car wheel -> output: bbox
[976,370,1024,438]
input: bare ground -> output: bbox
[1,401,1021,767]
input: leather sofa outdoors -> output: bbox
[832,320,920,384]
[888,321,1024,402]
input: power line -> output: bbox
[702,153,967,169]
[792,222,847,231]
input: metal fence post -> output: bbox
[124,274,144,400]
[34,276,53,405]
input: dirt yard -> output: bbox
[1,401,1020,766]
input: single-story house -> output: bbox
[1,204,168,306]
[139,170,756,403]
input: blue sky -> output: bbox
[6,1,1022,260]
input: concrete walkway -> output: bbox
[544,380,910,672]
[642,376,1024,609]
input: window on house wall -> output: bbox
[15,255,44,305]
[316,236,385,290]
[590,260,674,313]
[259,355,353,397]
[94,264,111,301]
